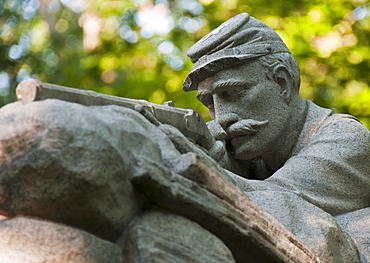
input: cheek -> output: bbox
[257,90,288,118]
[266,106,291,139]
[237,94,272,119]
[236,86,274,114]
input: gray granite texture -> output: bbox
[0,12,369,263]
[0,216,122,263]
[0,99,319,262]
[182,12,370,262]
[118,209,236,263]
[336,207,370,262]
[0,100,148,241]
[245,191,359,262]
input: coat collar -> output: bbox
[290,101,332,157]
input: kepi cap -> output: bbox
[183,13,291,91]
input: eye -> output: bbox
[217,87,249,101]
[208,102,214,111]
[205,99,214,110]
[205,100,215,119]
[197,94,214,110]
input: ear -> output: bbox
[274,67,293,105]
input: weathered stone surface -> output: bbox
[0,99,179,241]
[182,12,370,262]
[0,12,368,262]
[129,150,320,263]
[16,79,215,151]
[0,97,320,262]
[246,191,360,262]
[336,207,370,262]
[118,209,235,263]
[0,216,122,263]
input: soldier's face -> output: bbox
[197,59,291,160]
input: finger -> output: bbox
[206,121,227,140]
[158,124,209,156]
[208,140,227,162]
[134,104,161,126]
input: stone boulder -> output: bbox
[0,99,179,241]
[0,216,122,263]
[119,209,236,263]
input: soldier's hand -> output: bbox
[134,104,161,126]
[206,120,227,140]
[205,120,231,169]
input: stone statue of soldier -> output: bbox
[0,13,369,263]
[182,13,370,262]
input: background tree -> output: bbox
[1,0,369,128]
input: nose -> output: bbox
[216,112,240,129]
[214,103,240,129]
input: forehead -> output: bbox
[197,59,264,94]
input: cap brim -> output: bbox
[183,54,262,91]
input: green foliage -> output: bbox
[1,0,370,128]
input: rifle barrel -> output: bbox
[16,79,214,150]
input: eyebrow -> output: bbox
[196,79,254,100]
[212,79,253,92]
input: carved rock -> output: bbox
[0,99,180,240]
[119,209,236,263]
[0,216,122,263]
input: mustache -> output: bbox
[226,119,269,139]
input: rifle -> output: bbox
[16,79,214,150]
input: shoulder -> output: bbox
[293,113,370,176]
[295,101,369,156]
[314,113,369,147]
